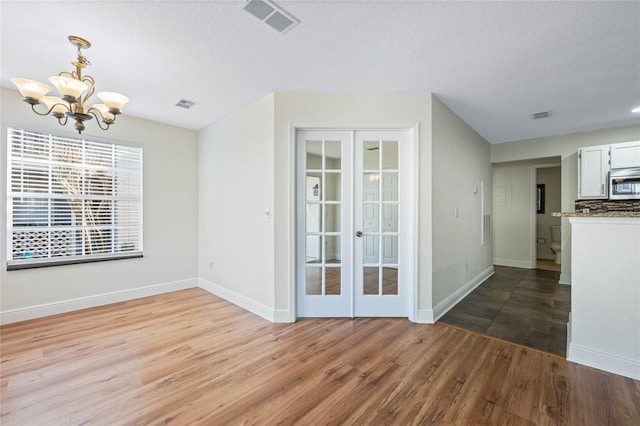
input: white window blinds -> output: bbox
[7,127,143,270]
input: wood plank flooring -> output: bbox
[2,288,639,425]
[536,259,561,272]
[440,266,570,357]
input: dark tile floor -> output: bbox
[439,265,571,357]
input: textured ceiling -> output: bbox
[1,0,639,144]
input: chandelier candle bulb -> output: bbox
[10,78,51,103]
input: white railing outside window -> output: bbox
[6,127,143,270]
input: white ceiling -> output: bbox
[1,0,639,144]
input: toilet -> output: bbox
[550,225,561,264]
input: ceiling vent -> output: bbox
[175,99,198,110]
[532,110,552,120]
[240,0,299,33]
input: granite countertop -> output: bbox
[552,211,640,217]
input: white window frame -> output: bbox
[6,127,143,270]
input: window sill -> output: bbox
[7,252,143,271]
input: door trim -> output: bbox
[531,162,561,270]
[289,123,419,321]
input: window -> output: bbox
[7,128,142,270]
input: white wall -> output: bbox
[536,167,561,260]
[431,96,493,315]
[0,89,495,324]
[492,158,560,268]
[197,94,276,319]
[568,217,640,380]
[491,124,640,163]
[196,92,495,323]
[491,124,640,283]
[273,92,433,321]
[0,87,199,322]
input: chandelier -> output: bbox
[11,35,128,134]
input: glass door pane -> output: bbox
[354,131,407,316]
[297,129,410,318]
[297,130,352,317]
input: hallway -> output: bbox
[439,266,570,357]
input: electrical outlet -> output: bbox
[209,261,214,270]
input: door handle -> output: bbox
[355,231,363,237]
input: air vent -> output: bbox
[240,0,299,33]
[175,99,198,110]
[532,110,552,120]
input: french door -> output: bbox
[296,129,412,318]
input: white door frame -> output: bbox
[530,162,561,269]
[288,124,419,321]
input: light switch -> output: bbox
[265,208,271,219]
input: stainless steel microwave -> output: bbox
[609,168,640,200]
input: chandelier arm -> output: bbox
[80,75,96,109]
[57,115,69,126]
[30,102,71,117]
[87,109,112,131]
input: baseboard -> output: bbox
[414,309,434,323]
[559,274,571,285]
[273,309,293,323]
[198,278,275,322]
[568,342,640,380]
[432,265,495,322]
[493,258,533,269]
[0,278,198,325]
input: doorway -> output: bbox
[534,164,561,271]
[295,129,413,318]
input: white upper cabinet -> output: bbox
[610,140,640,169]
[578,144,610,199]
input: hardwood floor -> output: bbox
[2,288,639,425]
[439,266,570,357]
[536,259,561,272]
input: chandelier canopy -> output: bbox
[11,35,128,134]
